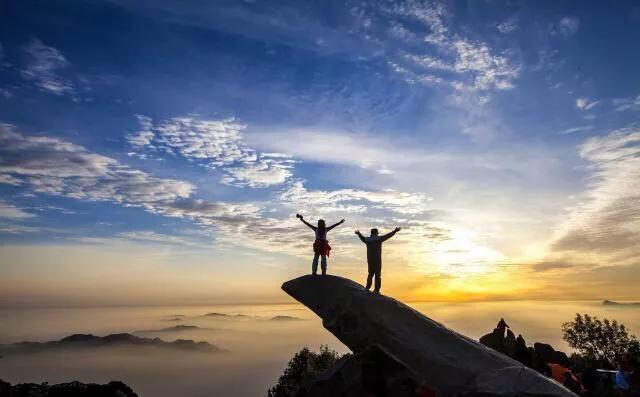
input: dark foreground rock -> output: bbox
[282,275,577,397]
[305,346,424,397]
[0,379,137,397]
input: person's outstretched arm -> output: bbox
[355,230,366,243]
[296,214,316,230]
[380,227,401,242]
[327,219,345,231]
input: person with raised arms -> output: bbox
[297,214,345,276]
[355,226,401,293]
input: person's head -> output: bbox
[370,228,378,236]
[318,219,326,232]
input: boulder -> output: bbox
[532,343,570,371]
[282,275,577,397]
[480,329,506,354]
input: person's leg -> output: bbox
[365,273,374,290]
[312,253,319,275]
[373,263,382,293]
[321,255,327,275]
[366,261,374,290]
[373,273,381,293]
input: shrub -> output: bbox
[267,345,343,397]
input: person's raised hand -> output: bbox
[340,219,345,223]
[395,226,401,232]
[296,214,303,220]
[354,229,360,235]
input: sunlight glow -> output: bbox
[426,228,504,276]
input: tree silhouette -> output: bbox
[267,345,343,397]
[562,313,639,366]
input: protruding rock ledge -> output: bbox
[282,274,576,397]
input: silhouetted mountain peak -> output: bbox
[134,325,203,334]
[203,312,250,319]
[0,333,225,356]
[269,315,304,321]
[60,334,101,343]
[603,299,640,306]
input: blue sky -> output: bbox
[1,0,640,305]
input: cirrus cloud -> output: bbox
[0,123,194,206]
[551,127,640,264]
[21,38,74,95]
[128,115,294,188]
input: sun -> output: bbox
[427,227,505,276]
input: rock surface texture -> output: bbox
[282,275,577,397]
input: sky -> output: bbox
[1,0,639,307]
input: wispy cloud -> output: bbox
[21,38,74,95]
[128,116,294,188]
[0,201,35,219]
[379,1,521,141]
[77,230,213,248]
[279,180,433,215]
[576,97,599,110]
[247,127,443,174]
[0,88,12,99]
[451,40,519,91]
[496,17,518,34]
[559,125,594,135]
[551,127,640,265]
[0,223,42,234]
[389,1,520,92]
[613,95,640,112]
[0,123,298,251]
[557,16,580,37]
[0,124,194,205]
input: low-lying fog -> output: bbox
[1,301,638,396]
[0,304,342,397]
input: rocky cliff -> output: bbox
[282,275,577,397]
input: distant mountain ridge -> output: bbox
[202,312,252,319]
[0,333,224,356]
[603,300,640,306]
[269,315,304,321]
[0,379,138,397]
[134,325,210,333]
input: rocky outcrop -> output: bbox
[282,275,577,397]
[0,379,137,397]
[479,324,570,374]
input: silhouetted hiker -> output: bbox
[355,227,401,293]
[297,214,344,275]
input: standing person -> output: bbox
[355,227,401,293]
[297,214,344,275]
